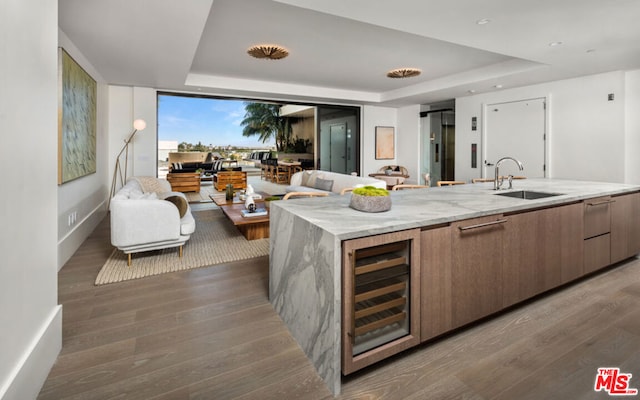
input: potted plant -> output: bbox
[264,196,281,209]
[349,186,391,212]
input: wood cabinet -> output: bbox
[420,225,452,341]
[502,203,583,307]
[344,193,640,374]
[611,192,640,264]
[342,229,421,375]
[450,215,506,328]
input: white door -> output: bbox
[483,98,546,179]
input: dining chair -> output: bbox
[272,164,289,184]
[472,178,494,183]
[437,181,466,187]
[392,184,429,191]
[282,192,330,200]
[423,173,431,187]
[260,162,270,180]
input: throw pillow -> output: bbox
[164,195,188,218]
[301,171,312,187]
[130,191,157,200]
[142,192,158,200]
[314,178,334,192]
[307,172,322,188]
[131,176,167,194]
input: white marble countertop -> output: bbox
[272,179,640,240]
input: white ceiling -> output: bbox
[58,0,640,107]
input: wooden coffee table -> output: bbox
[210,191,269,206]
[210,192,270,240]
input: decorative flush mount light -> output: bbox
[247,44,289,60]
[386,68,421,78]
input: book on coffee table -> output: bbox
[241,207,267,217]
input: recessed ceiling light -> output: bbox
[247,44,289,60]
[468,89,476,94]
[494,84,503,89]
[386,68,422,78]
[586,49,596,53]
[476,18,491,25]
[549,41,563,47]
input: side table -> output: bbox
[215,171,247,191]
[167,172,201,192]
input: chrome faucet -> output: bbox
[494,157,524,190]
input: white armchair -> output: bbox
[110,177,196,265]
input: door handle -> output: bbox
[458,219,508,231]
[586,199,616,207]
[484,160,494,166]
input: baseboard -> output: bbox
[58,201,108,270]
[0,306,62,400]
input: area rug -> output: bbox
[95,209,269,285]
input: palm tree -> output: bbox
[240,102,292,151]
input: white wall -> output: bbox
[455,71,627,183]
[362,105,397,175]
[57,30,110,269]
[626,69,640,184]
[107,86,158,185]
[133,87,159,176]
[0,1,62,399]
[396,105,421,184]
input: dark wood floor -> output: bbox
[40,209,640,399]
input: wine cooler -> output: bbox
[342,229,420,374]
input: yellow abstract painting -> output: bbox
[375,126,395,160]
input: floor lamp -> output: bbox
[108,119,147,209]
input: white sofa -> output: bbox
[287,170,386,195]
[110,177,196,265]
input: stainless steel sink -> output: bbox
[494,190,563,200]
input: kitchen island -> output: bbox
[268,179,640,395]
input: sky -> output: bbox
[157,95,275,148]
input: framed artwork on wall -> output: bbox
[375,126,395,159]
[58,47,97,184]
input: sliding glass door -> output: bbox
[317,106,360,175]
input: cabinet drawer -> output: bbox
[584,197,612,239]
[584,234,611,274]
